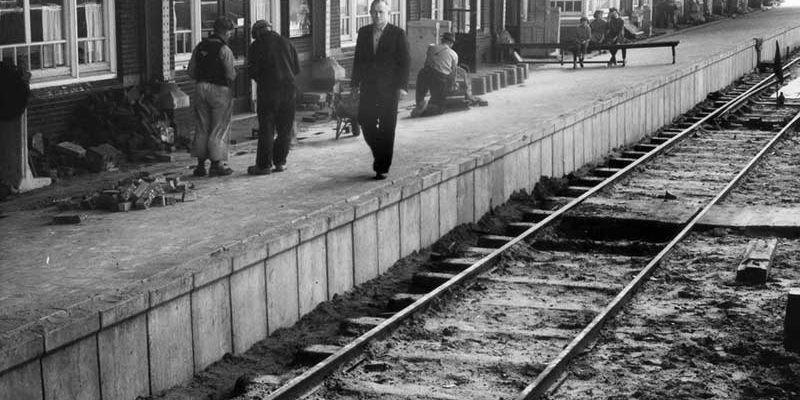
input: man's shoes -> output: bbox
[273,164,286,173]
[208,164,233,177]
[193,165,207,177]
[373,173,386,180]
[247,165,272,175]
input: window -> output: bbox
[340,0,405,46]
[431,0,443,19]
[172,0,249,66]
[445,0,480,33]
[0,0,116,85]
[287,0,310,37]
[551,0,582,13]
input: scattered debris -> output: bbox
[51,172,196,216]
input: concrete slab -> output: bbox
[377,204,401,274]
[439,177,458,235]
[541,136,554,177]
[192,279,232,372]
[98,314,150,400]
[353,214,379,285]
[327,224,355,297]
[400,195,421,256]
[148,295,193,393]
[420,186,440,248]
[42,336,100,400]
[266,249,299,333]
[530,140,543,189]
[230,263,268,354]
[473,165,491,221]
[457,171,475,224]
[490,156,505,209]
[515,146,530,194]
[0,361,43,400]
[297,236,328,315]
[564,125,575,174]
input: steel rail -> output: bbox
[264,61,799,400]
[518,104,800,400]
[714,55,800,118]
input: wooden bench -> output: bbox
[500,41,679,69]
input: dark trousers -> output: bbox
[416,67,451,106]
[358,89,399,174]
[256,83,295,169]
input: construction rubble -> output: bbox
[52,171,196,224]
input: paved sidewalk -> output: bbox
[2,6,800,335]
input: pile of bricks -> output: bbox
[53,172,196,223]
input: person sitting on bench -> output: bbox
[412,32,459,117]
[590,10,607,51]
[575,16,592,67]
[605,8,625,66]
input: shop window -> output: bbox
[0,0,116,86]
[172,0,248,67]
[340,0,405,46]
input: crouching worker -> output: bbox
[188,17,236,177]
[412,32,458,117]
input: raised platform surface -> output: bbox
[3,6,800,400]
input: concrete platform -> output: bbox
[4,6,800,399]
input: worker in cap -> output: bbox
[246,19,300,175]
[251,19,271,40]
[187,17,236,177]
[412,31,459,117]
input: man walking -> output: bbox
[412,31,458,117]
[247,20,300,175]
[352,0,410,180]
[188,17,236,177]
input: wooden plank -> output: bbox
[736,238,778,284]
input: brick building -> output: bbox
[1,0,544,156]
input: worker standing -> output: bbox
[188,17,236,177]
[246,20,300,175]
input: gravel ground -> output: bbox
[548,232,800,400]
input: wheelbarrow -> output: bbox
[331,83,360,140]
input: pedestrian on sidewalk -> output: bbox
[575,16,592,67]
[605,8,626,66]
[352,0,410,180]
[188,17,236,177]
[246,19,300,175]
[412,31,458,117]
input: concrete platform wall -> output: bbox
[3,25,800,400]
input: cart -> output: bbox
[331,80,360,140]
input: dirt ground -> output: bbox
[146,189,546,400]
[549,232,800,400]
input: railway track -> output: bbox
[241,61,800,400]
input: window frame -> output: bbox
[173,0,259,70]
[0,0,117,88]
[339,0,405,48]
